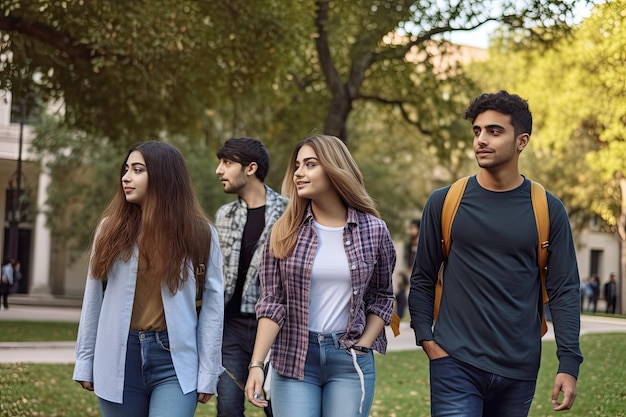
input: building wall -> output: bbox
[576,227,623,313]
[0,92,51,295]
[576,227,621,291]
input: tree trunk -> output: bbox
[324,93,351,141]
[315,0,373,143]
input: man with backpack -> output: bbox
[408,91,582,417]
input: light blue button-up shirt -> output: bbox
[73,225,224,403]
[1,263,14,285]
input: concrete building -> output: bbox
[0,92,88,300]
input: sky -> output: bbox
[446,2,596,49]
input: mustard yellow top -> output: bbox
[130,255,166,331]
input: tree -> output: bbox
[2,0,589,143]
[2,0,592,252]
[311,0,589,140]
[1,0,310,141]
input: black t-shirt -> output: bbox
[225,206,265,317]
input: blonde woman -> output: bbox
[245,135,396,417]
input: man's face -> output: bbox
[472,110,527,171]
[215,158,248,194]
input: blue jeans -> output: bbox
[98,330,198,417]
[270,331,375,417]
[430,356,536,417]
[217,315,272,417]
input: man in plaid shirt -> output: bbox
[214,137,288,417]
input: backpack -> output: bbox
[434,176,550,336]
[194,263,206,316]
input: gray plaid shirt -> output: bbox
[214,185,288,314]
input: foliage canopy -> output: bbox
[0,0,593,249]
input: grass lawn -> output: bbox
[1,322,625,416]
[0,321,79,342]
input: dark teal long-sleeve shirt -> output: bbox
[409,176,583,381]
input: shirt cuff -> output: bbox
[411,322,434,346]
[557,355,582,379]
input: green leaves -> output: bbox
[2,0,594,242]
[467,1,624,232]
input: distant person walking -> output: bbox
[0,258,16,310]
[604,273,618,314]
[580,278,593,312]
[589,275,600,313]
[396,219,420,320]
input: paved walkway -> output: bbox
[2,304,626,364]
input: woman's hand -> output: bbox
[197,393,214,403]
[77,381,94,391]
[245,367,269,408]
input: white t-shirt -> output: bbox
[308,221,351,333]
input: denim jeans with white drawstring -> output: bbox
[269,331,375,417]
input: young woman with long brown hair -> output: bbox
[73,141,224,417]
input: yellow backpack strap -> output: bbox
[434,176,470,321]
[389,312,401,337]
[531,181,550,336]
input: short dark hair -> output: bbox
[216,137,270,181]
[410,218,420,229]
[464,90,532,137]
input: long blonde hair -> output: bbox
[269,135,379,259]
[89,141,212,294]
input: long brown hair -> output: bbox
[269,135,379,259]
[89,141,212,293]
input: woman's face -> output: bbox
[122,150,148,205]
[293,144,334,201]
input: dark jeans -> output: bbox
[1,283,10,308]
[606,297,617,314]
[217,315,272,417]
[430,356,536,417]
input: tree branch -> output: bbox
[314,0,343,96]
[0,16,98,60]
[359,94,432,136]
